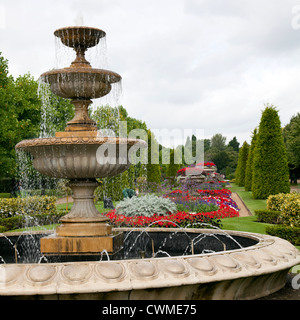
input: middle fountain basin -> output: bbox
[15,134,146,179]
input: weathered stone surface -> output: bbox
[1,229,300,300]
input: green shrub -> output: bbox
[0,196,57,218]
[116,194,177,217]
[266,225,300,246]
[0,196,59,231]
[254,209,282,224]
[267,192,300,227]
[0,216,24,231]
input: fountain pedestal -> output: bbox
[40,179,124,259]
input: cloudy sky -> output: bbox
[1,0,300,147]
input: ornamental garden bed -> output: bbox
[104,188,239,229]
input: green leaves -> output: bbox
[115,194,177,217]
[252,105,290,199]
[235,141,249,187]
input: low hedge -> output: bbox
[254,209,283,224]
[0,212,65,232]
[266,225,300,246]
[0,196,61,232]
[0,196,57,218]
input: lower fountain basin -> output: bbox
[0,228,299,300]
[15,136,146,179]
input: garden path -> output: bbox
[231,192,252,217]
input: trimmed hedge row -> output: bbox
[255,210,283,224]
[0,196,63,232]
[0,196,57,218]
[265,225,300,246]
[255,192,300,245]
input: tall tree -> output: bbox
[210,133,226,150]
[244,128,258,191]
[0,52,74,179]
[283,113,300,183]
[167,148,180,179]
[228,136,240,152]
[235,141,249,187]
[252,105,290,199]
[146,129,161,189]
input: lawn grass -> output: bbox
[221,182,270,234]
[221,215,272,234]
[56,200,119,213]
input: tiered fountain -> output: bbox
[16,26,146,260]
[0,26,299,300]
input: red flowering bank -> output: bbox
[105,188,239,228]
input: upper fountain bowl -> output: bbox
[54,26,106,49]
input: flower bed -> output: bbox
[105,210,223,229]
[105,188,239,229]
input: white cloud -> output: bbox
[0,0,299,148]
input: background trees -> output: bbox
[1,52,298,200]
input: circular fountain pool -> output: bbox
[0,228,299,300]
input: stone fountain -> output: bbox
[15,26,146,260]
[0,26,299,300]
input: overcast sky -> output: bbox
[1,0,300,147]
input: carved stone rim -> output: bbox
[0,229,299,298]
[15,137,147,150]
[40,67,122,84]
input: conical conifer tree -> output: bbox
[167,148,181,179]
[244,128,258,191]
[252,105,290,199]
[146,130,161,189]
[235,141,249,187]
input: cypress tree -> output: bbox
[244,128,258,191]
[146,130,161,189]
[167,148,180,179]
[235,141,249,187]
[252,105,290,199]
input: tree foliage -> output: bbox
[244,128,258,191]
[228,136,240,152]
[235,141,249,187]
[146,129,161,188]
[252,105,290,199]
[283,113,300,183]
[167,148,180,178]
[0,52,74,179]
